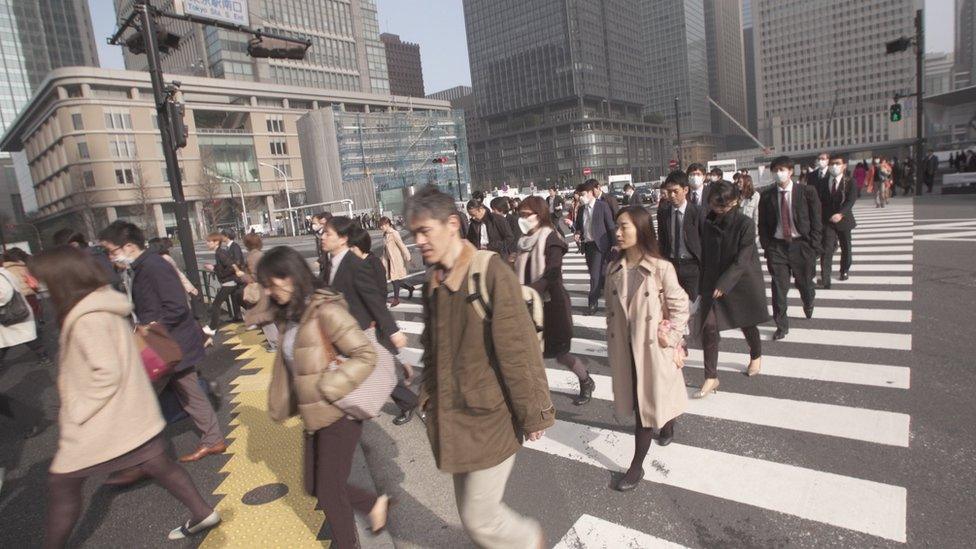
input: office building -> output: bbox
[956,0,975,88]
[0,0,99,242]
[115,0,390,95]
[428,85,483,149]
[753,0,916,155]
[741,0,758,135]
[427,86,472,102]
[704,0,749,149]
[0,67,455,241]
[925,52,956,97]
[463,0,667,189]
[381,33,425,97]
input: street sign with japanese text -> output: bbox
[176,0,249,27]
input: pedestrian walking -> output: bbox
[685,163,709,210]
[221,229,246,317]
[924,151,939,193]
[240,233,279,351]
[204,232,242,334]
[52,228,121,290]
[853,161,868,198]
[0,263,50,366]
[592,179,620,217]
[546,186,565,226]
[407,186,554,548]
[31,246,219,547]
[758,156,823,340]
[99,221,226,465]
[605,206,689,492]
[697,182,770,396]
[491,196,523,245]
[516,196,595,405]
[866,157,892,208]
[379,216,414,306]
[258,246,391,548]
[573,179,617,315]
[2,248,42,321]
[466,199,515,256]
[813,154,857,287]
[310,212,333,281]
[657,171,703,301]
[736,173,759,221]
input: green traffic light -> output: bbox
[889,103,902,122]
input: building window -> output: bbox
[266,116,285,133]
[104,108,133,130]
[82,170,96,188]
[110,136,137,158]
[71,113,84,130]
[269,139,288,155]
[115,167,136,185]
[77,142,89,159]
[273,162,292,177]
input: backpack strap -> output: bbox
[465,250,496,321]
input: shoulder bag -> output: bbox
[317,319,396,420]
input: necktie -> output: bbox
[780,190,793,242]
[673,209,682,259]
[832,178,841,195]
[692,191,699,205]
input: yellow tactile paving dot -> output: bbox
[201,325,328,548]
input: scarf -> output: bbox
[515,227,553,298]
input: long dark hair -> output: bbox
[615,206,661,260]
[517,196,554,229]
[29,245,110,326]
[255,246,322,322]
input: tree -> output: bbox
[72,172,98,242]
[197,148,229,232]
[133,163,157,236]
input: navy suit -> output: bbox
[574,199,616,309]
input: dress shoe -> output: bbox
[804,306,814,319]
[393,409,413,426]
[613,468,644,492]
[746,357,762,377]
[658,418,675,446]
[839,272,849,281]
[104,466,148,486]
[773,328,788,340]
[574,375,596,406]
[586,305,598,316]
[408,286,415,299]
[389,297,400,308]
[179,441,228,463]
[168,510,221,540]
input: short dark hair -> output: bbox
[489,196,510,214]
[686,163,706,175]
[255,246,322,323]
[709,167,723,177]
[465,199,485,212]
[707,180,739,208]
[220,228,237,240]
[313,212,333,223]
[3,247,29,263]
[829,152,849,163]
[770,156,793,172]
[471,190,486,202]
[326,216,358,239]
[407,185,461,224]
[98,220,145,249]
[576,179,599,194]
[548,186,558,192]
[347,225,371,255]
[663,170,688,188]
[29,245,109,326]
[53,228,88,247]
[623,183,633,191]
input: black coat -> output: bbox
[466,212,514,255]
[313,230,329,281]
[698,211,770,332]
[506,212,523,241]
[812,175,858,232]
[523,232,572,358]
[327,250,398,349]
[213,246,238,284]
[599,192,619,217]
[228,241,245,268]
[130,251,205,372]
[656,201,703,262]
[757,183,823,253]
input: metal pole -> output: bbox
[260,162,296,236]
[137,1,201,288]
[914,8,925,196]
[225,179,248,232]
[673,96,684,169]
[453,141,463,202]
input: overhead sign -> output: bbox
[175,0,250,27]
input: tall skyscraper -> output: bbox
[0,0,99,223]
[463,0,667,189]
[741,0,758,136]
[114,0,390,95]
[753,0,916,155]
[704,0,749,149]
[955,0,975,88]
[381,33,425,97]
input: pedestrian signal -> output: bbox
[889,103,902,122]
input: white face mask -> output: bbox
[709,175,721,183]
[829,164,844,177]
[776,170,792,184]
[689,175,705,189]
[517,214,539,234]
[817,159,829,169]
[112,249,134,265]
[873,158,881,164]
[311,223,322,232]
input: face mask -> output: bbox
[517,215,539,234]
[709,175,720,183]
[689,175,704,189]
[829,165,844,177]
[776,170,792,183]
[311,223,321,232]
[818,159,829,169]
[873,158,880,164]
[580,194,593,205]
[113,250,133,265]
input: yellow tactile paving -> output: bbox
[201,325,328,548]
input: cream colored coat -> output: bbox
[381,228,411,282]
[52,286,165,473]
[605,256,690,429]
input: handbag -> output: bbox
[134,323,183,382]
[242,282,263,305]
[317,319,396,420]
[135,332,172,383]
[0,272,30,326]
[654,268,686,369]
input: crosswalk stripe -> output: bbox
[554,515,688,549]
[561,272,912,285]
[532,421,907,542]
[544,369,910,446]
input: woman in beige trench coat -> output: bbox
[605,206,690,492]
[379,217,413,306]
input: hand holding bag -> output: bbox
[317,319,396,420]
[654,269,686,369]
[134,323,183,382]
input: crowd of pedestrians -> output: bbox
[0,146,894,548]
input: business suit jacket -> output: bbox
[599,192,619,217]
[574,199,616,253]
[656,201,702,262]
[812,174,858,232]
[465,212,514,255]
[546,194,565,216]
[327,251,399,348]
[807,168,830,192]
[757,183,823,253]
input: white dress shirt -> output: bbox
[479,222,489,248]
[773,181,800,240]
[329,247,349,285]
[582,202,595,242]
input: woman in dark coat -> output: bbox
[696,181,770,398]
[514,196,595,405]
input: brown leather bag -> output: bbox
[136,323,183,369]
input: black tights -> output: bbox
[43,453,212,549]
[554,352,588,380]
[622,409,654,484]
[702,308,762,379]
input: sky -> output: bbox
[91,0,953,94]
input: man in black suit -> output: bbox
[222,229,246,316]
[465,199,515,256]
[808,152,831,191]
[546,186,565,225]
[320,216,420,425]
[574,179,616,314]
[657,171,702,301]
[758,156,823,339]
[813,153,857,288]
[686,163,710,210]
[310,212,332,281]
[592,179,619,217]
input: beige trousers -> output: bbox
[452,453,541,549]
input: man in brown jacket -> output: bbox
[408,186,555,549]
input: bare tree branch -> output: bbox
[133,163,157,236]
[197,147,229,233]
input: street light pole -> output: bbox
[913,9,925,196]
[216,175,248,232]
[452,141,464,202]
[260,162,295,236]
[673,96,684,169]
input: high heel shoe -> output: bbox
[613,468,644,492]
[694,378,719,398]
[574,375,595,406]
[746,358,761,377]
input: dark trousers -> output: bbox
[671,259,701,301]
[820,225,852,281]
[583,241,608,308]
[701,309,762,379]
[313,417,377,549]
[391,279,412,298]
[209,285,240,330]
[391,380,418,414]
[764,239,816,331]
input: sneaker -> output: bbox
[202,326,216,337]
[167,510,221,540]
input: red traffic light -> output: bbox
[431,157,449,164]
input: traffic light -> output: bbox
[885,37,912,54]
[166,101,188,149]
[432,157,449,164]
[889,103,902,122]
[125,25,181,55]
[248,36,310,60]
